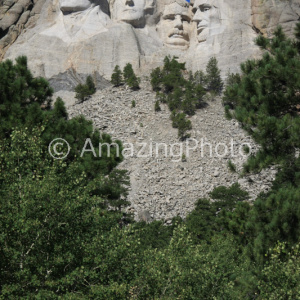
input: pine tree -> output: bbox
[194,70,207,86]
[171,112,192,140]
[226,24,300,169]
[75,75,96,103]
[123,63,140,90]
[222,71,241,108]
[194,83,206,108]
[206,57,223,94]
[111,65,123,87]
[182,82,196,115]
[75,83,90,103]
[162,56,186,93]
[168,87,182,111]
[86,75,96,94]
[0,56,53,138]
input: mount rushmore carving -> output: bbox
[1,0,299,81]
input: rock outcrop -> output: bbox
[0,0,45,59]
[1,0,299,79]
[252,0,300,37]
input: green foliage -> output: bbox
[186,183,250,242]
[225,25,300,170]
[228,159,237,172]
[205,57,224,94]
[123,63,140,90]
[222,71,241,108]
[0,56,127,196]
[257,242,300,299]
[171,111,192,140]
[154,100,161,112]
[161,56,186,92]
[225,105,233,119]
[247,185,300,264]
[111,65,123,87]
[0,128,130,298]
[75,75,96,103]
[4,43,300,298]
[133,226,252,299]
[131,100,136,108]
[295,22,300,52]
[86,75,96,94]
[150,56,206,139]
[194,70,207,86]
[0,56,53,138]
[150,67,162,91]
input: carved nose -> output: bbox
[193,9,203,22]
[174,15,183,29]
[125,0,134,6]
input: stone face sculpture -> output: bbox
[111,0,155,28]
[41,0,110,42]
[192,0,223,43]
[60,0,93,13]
[3,0,300,82]
[156,1,192,49]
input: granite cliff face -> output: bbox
[1,0,299,80]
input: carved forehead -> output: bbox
[112,0,146,6]
[163,2,190,16]
[193,0,217,8]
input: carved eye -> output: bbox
[181,15,191,23]
[164,14,175,21]
[200,4,211,12]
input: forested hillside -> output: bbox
[0,23,300,299]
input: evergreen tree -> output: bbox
[0,56,53,138]
[194,83,206,108]
[226,24,300,170]
[206,57,223,94]
[194,70,207,86]
[168,86,182,111]
[123,63,140,90]
[222,71,241,108]
[86,75,96,94]
[111,65,123,87]
[75,83,90,102]
[182,82,196,115]
[171,112,192,140]
[161,56,186,93]
[74,75,96,103]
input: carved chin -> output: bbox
[121,10,143,21]
[197,28,209,43]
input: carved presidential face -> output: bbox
[60,0,92,13]
[157,3,192,48]
[192,0,221,43]
[113,0,147,27]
